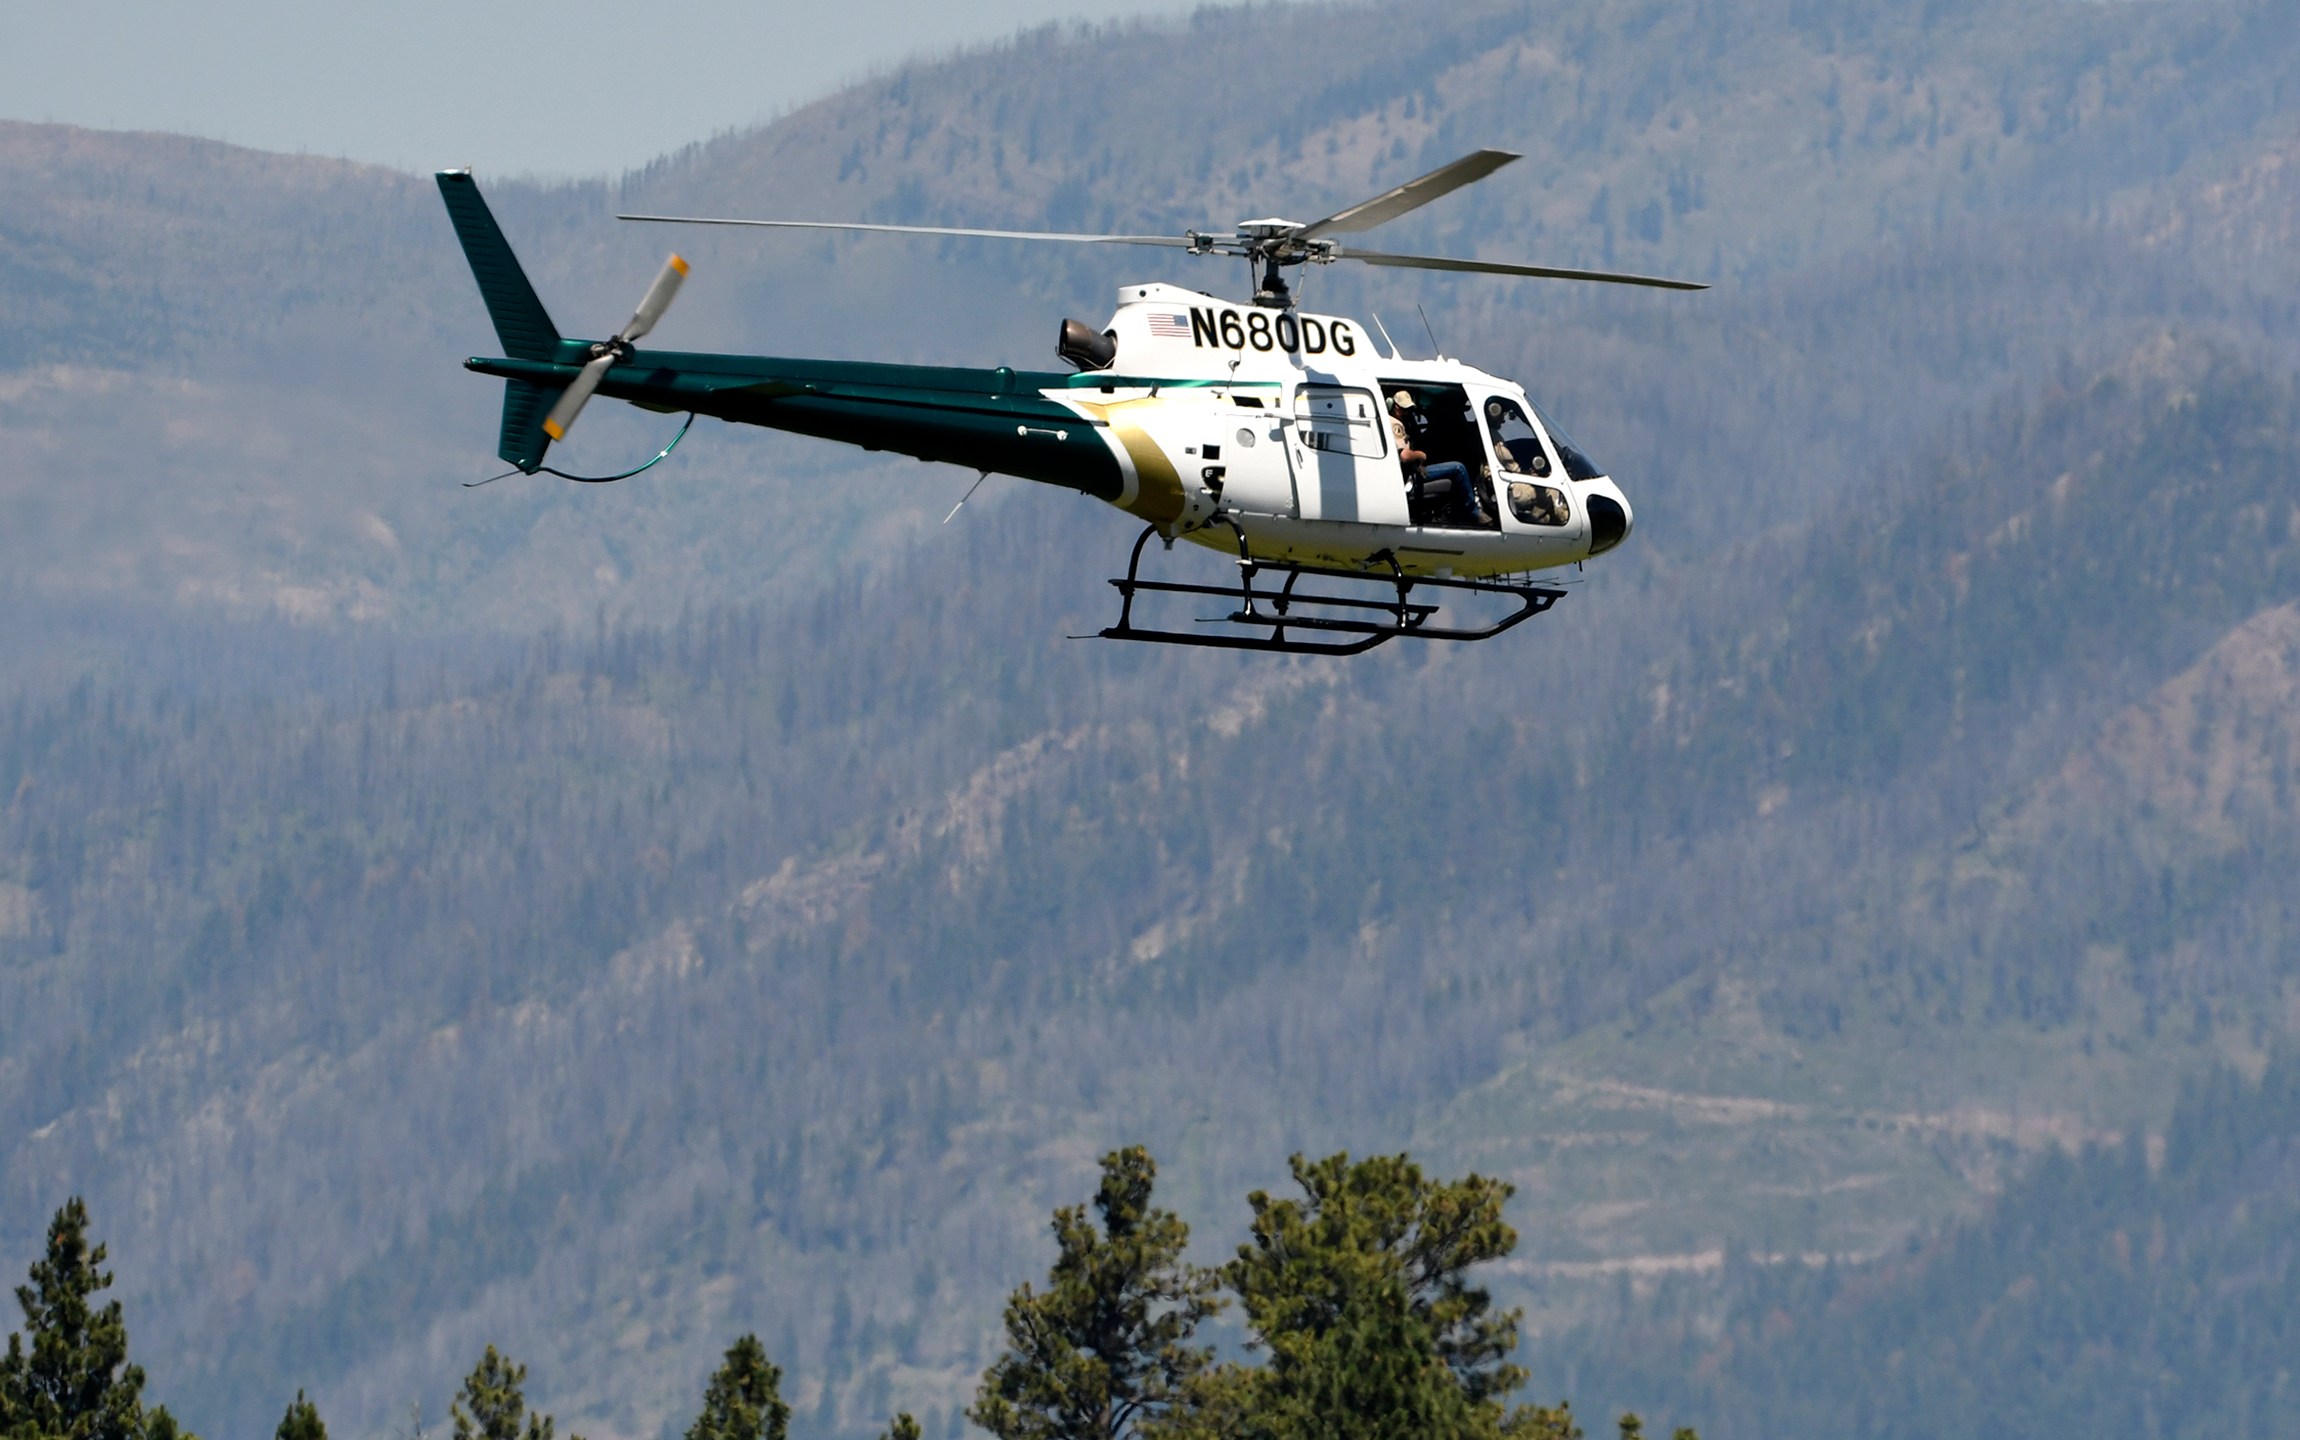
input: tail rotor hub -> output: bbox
[541,253,689,444]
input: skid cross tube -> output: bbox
[1099,522,1567,655]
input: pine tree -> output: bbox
[1505,1401,1582,1440]
[876,1414,922,1440]
[1160,1152,1526,1440]
[0,1198,149,1440]
[275,1390,328,1440]
[684,1335,789,1440]
[143,1406,197,1440]
[451,1347,562,1440]
[1232,1153,1526,1405]
[1605,1414,1695,1440]
[1163,1155,1695,1440]
[1244,1273,1473,1440]
[969,1147,1223,1440]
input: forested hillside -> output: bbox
[1537,1055,2300,1439]
[4,1,2300,1436]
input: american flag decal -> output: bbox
[1146,312,1192,338]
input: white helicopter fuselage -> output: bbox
[1046,283,1633,578]
[447,143,1693,651]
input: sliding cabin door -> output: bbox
[1290,383,1410,526]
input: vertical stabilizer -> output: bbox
[436,170,561,362]
[496,379,555,474]
[438,171,561,471]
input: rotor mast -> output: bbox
[1234,221,1321,307]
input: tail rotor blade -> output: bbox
[542,352,616,441]
[619,254,689,343]
[538,254,687,447]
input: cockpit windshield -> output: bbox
[1523,396,1606,481]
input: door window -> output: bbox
[1294,385,1388,458]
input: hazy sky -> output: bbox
[1,0,1278,179]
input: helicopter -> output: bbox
[437,151,1703,654]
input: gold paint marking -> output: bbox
[1071,398,1184,523]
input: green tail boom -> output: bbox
[437,170,1126,502]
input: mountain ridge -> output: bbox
[6,1,2300,1435]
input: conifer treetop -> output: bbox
[969,1146,1223,1440]
[0,1197,150,1440]
[685,1334,790,1440]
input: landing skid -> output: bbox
[1097,520,1567,656]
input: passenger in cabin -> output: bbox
[1390,390,1489,527]
[1507,479,1571,526]
[1388,404,1457,522]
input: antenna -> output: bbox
[943,469,992,524]
[1369,312,1401,359]
[1416,304,1442,359]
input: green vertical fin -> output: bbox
[498,379,554,474]
[436,170,561,362]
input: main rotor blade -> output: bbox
[1298,150,1521,239]
[1340,247,1708,291]
[542,352,617,442]
[618,215,1198,248]
[619,253,689,344]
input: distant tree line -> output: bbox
[1,1149,1692,1440]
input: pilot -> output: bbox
[1485,399,1520,474]
[1390,391,1488,527]
[1484,397,1551,479]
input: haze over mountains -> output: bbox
[4,1,2300,1436]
